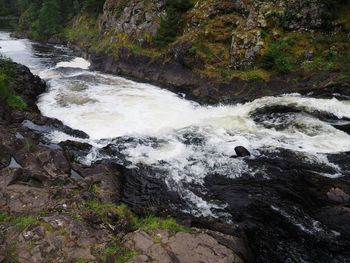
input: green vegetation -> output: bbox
[79,200,190,234]
[5,241,18,263]
[0,58,28,110]
[17,0,105,40]
[260,37,295,74]
[0,212,37,231]
[154,0,194,46]
[138,215,190,234]
[12,0,350,84]
[75,259,93,263]
[95,238,136,263]
[215,68,271,82]
[36,0,62,38]
[0,0,20,16]
[76,201,189,263]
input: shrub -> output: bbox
[154,0,194,46]
[260,37,295,74]
[6,95,28,110]
[0,64,27,111]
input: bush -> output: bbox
[0,61,28,111]
[6,95,27,110]
[154,0,194,46]
[260,37,295,74]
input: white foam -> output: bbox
[55,57,90,70]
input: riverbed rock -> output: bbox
[327,187,350,203]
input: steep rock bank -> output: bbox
[63,0,350,104]
[83,46,348,105]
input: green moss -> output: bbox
[80,200,117,220]
[79,201,189,235]
[215,68,271,81]
[12,215,37,231]
[260,37,296,74]
[5,241,18,263]
[0,212,11,222]
[0,211,37,231]
[94,238,136,263]
[154,0,194,46]
[137,215,190,234]
[64,15,100,51]
[75,259,93,263]
[0,57,28,110]
[6,95,28,110]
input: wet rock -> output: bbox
[234,146,250,157]
[0,145,11,169]
[12,64,46,109]
[22,117,89,139]
[327,188,350,203]
[70,169,84,180]
[8,157,22,169]
[59,140,92,162]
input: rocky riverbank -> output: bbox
[78,46,349,105]
[0,60,251,262]
[1,60,350,262]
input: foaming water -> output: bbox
[1,31,350,218]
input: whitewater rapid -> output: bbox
[1,31,350,218]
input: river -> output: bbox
[1,31,350,220]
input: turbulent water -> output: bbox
[1,31,350,218]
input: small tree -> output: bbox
[154,0,193,47]
[37,0,62,38]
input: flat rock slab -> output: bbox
[123,230,243,263]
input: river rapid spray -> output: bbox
[1,31,350,219]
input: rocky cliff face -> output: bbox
[95,0,347,70]
[99,0,166,41]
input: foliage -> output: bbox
[64,15,100,49]
[320,0,349,30]
[79,201,190,234]
[94,238,136,263]
[36,0,62,38]
[260,37,296,74]
[0,212,36,231]
[17,0,106,39]
[154,0,194,46]
[76,201,189,263]
[215,68,271,82]
[0,58,28,110]
[6,95,27,110]
[137,215,190,234]
[82,0,105,14]
[0,0,21,16]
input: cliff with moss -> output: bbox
[15,0,350,103]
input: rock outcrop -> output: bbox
[99,0,166,42]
